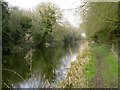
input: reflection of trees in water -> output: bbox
[32,45,79,83]
[2,43,80,87]
[32,46,67,83]
[2,53,30,88]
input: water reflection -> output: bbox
[2,43,80,88]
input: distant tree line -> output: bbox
[2,1,82,54]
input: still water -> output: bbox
[2,43,81,88]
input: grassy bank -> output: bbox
[89,43,118,88]
[58,41,118,88]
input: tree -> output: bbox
[9,7,32,44]
[2,2,12,53]
[79,2,119,45]
[31,2,62,47]
[2,2,32,54]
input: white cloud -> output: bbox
[5,0,83,28]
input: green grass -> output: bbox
[89,42,118,88]
[100,47,118,88]
[83,48,97,87]
[58,42,118,88]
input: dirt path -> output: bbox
[90,49,118,88]
[91,54,106,88]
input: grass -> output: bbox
[89,42,118,88]
[57,42,97,88]
[83,49,97,87]
[58,41,118,88]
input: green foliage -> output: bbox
[80,2,119,45]
[2,1,82,53]
[31,2,62,47]
[30,2,82,47]
[47,24,82,44]
[21,16,32,32]
[2,2,32,54]
[2,2,12,53]
[10,9,32,44]
[8,7,32,45]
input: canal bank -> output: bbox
[2,41,118,88]
[58,41,118,88]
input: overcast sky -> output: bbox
[5,0,84,28]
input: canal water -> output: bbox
[2,43,81,88]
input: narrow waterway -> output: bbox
[2,42,82,88]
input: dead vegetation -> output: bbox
[57,41,91,88]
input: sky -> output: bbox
[5,0,84,28]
